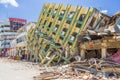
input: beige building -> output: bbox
[8,22,36,59]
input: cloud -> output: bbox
[101,10,108,14]
[0,0,19,7]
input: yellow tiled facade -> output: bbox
[27,4,110,65]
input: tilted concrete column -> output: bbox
[101,48,107,58]
[80,49,85,59]
[101,43,107,58]
[26,51,29,61]
[30,51,33,61]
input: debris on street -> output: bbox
[34,59,120,80]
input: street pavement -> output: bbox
[0,58,39,80]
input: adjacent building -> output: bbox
[8,22,36,59]
[0,20,17,56]
[0,18,27,56]
[9,18,27,31]
[16,22,36,59]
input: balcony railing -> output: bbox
[0,36,16,40]
[0,32,17,36]
[0,27,10,31]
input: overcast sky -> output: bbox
[0,0,120,22]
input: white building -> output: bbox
[0,20,17,56]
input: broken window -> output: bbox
[79,14,86,21]
[52,15,55,18]
[66,20,71,24]
[53,9,57,14]
[47,28,49,31]
[53,25,59,34]
[60,36,64,40]
[89,17,96,27]
[42,26,44,28]
[44,20,47,25]
[48,9,51,13]
[76,23,82,28]
[53,25,59,31]
[48,22,52,28]
[52,9,57,18]
[58,16,62,21]
[60,28,68,36]
[60,10,65,16]
[35,43,38,48]
[69,35,75,41]
[47,14,49,17]
[53,27,58,32]
[53,32,56,35]
[39,19,42,23]
[47,9,51,17]
[69,32,77,41]
[68,42,72,45]
[41,30,43,33]
[67,12,75,18]
[58,10,66,21]
[44,45,50,52]
[53,10,57,14]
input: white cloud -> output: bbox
[0,0,19,7]
[101,10,108,14]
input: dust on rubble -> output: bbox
[34,59,120,80]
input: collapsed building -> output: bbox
[80,12,120,60]
[27,3,120,66]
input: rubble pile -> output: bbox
[71,59,120,77]
[33,59,120,80]
[34,65,91,80]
